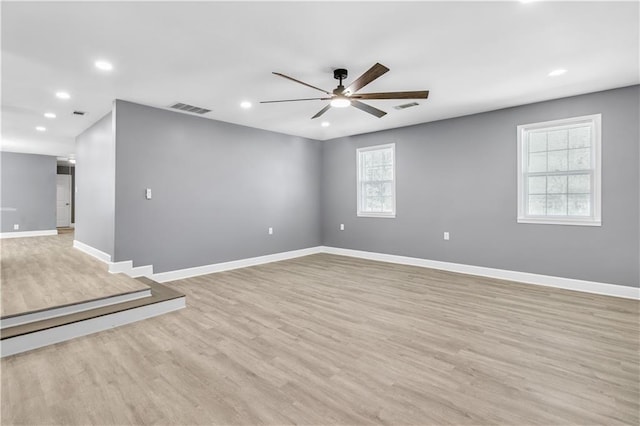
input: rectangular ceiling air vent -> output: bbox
[73,111,86,115]
[394,102,420,110]
[169,102,211,115]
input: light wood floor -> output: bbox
[1,254,638,425]
[0,232,148,317]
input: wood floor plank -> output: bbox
[1,252,638,425]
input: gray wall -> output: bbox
[75,111,115,256]
[113,100,322,272]
[322,86,640,287]
[0,152,56,233]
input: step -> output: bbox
[0,288,152,329]
[1,278,185,357]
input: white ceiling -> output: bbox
[2,1,638,157]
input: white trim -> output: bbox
[0,229,58,239]
[70,223,75,229]
[517,218,601,226]
[517,114,602,226]
[1,297,185,358]
[73,239,111,263]
[0,289,152,328]
[357,143,396,218]
[151,246,324,283]
[319,246,639,300]
[108,260,154,278]
[73,240,153,278]
[71,242,638,300]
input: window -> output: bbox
[357,143,396,218]
[517,114,601,226]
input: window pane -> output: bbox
[364,182,386,197]
[529,152,547,172]
[568,174,590,193]
[569,126,591,149]
[548,150,568,172]
[363,196,381,212]
[528,195,546,215]
[528,176,546,194]
[382,196,393,212]
[546,194,568,216]
[568,194,591,216]
[529,132,547,153]
[568,148,591,171]
[547,175,567,194]
[364,196,391,213]
[368,165,392,181]
[548,130,568,151]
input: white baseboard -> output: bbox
[320,246,639,300]
[70,240,639,300]
[73,240,154,278]
[1,297,185,358]
[0,288,152,328]
[109,260,154,278]
[151,246,324,283]
[73,239,112,263]
[1,229,58,239]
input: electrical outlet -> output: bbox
[268,227,273,235]
[444,231,450,240]
[145,188,152,200]
[13,224,19,230]
[340,224,345,231]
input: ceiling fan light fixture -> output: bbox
[330,97,351,108]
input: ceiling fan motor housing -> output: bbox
[333,68,348,81]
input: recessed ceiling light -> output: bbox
[94,60,113,71]
[36,126,46,132]
[548,69,567,77]
[321,121,330,127]
[44,112,56,119]
[240,101,252,109]
[56,91,70,99]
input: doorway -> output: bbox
[56,174,72,228]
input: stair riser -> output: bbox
[1,298,185,357]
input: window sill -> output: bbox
[517,217,601,226]
[357,213,396,219]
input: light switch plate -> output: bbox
[268,227,273,235]
[444,231,450,240]
[145,188,152,200]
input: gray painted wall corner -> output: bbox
[321,85,640,287]
[75,111,116,256]
[113,100,323,272]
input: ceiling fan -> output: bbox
[260,63,429,119]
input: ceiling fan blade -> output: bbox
[351,100,387,118]
[343,63,390,95]
[260,97,330,104]
[350,91,429,100]
[311,104,331,119]
[273,72,331,95]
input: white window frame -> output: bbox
[517,114,602,226]
[357,143,396,218]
